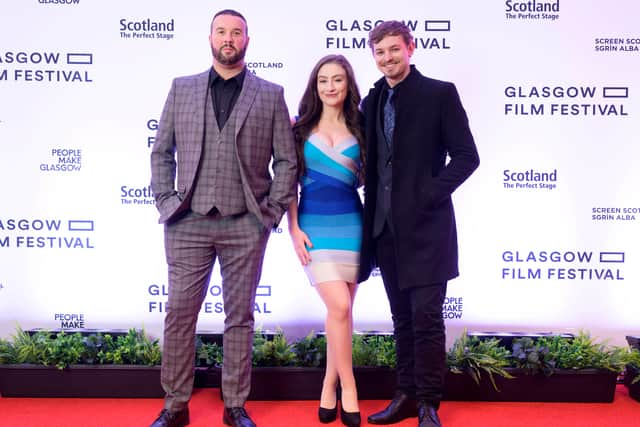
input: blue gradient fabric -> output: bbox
[298,133,363,285]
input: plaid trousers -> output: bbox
[161,210,270,410]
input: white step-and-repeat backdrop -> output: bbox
[1,0,638,345]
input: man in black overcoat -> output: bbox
[358,20,480,427]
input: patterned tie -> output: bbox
[383,87,395,146]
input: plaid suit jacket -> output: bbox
[150,69,297,228]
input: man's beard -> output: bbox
[212,43,247,66]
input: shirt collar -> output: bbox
[383,64,416,92]
[209,66,247,88]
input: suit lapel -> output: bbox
[230,71,261,217]
[192,70,210,144]
[234,71,259,137]
[395,67,424,121]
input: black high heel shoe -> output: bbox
[318,405,338,423]
[340,405,361,427]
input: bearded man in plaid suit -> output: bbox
[149,9,297,427]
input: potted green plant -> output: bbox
[292,331,326,368]
[510,336,556,376]
[444,331,515,400]
[245,328,325,400]
[245,330,399,400]
[0,327,164,398]
[444,330,623,403]
[512,332,621,403]
[193,336,223,388]
[0,337,16,365]
[352,333,396,400]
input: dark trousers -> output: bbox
[375,225,447,406]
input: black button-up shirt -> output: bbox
[209,67,246,130]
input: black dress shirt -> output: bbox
[209,67,246,129]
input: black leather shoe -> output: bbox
[340,405,361,427]
[417,401,442,427]
[223,407,256,427]
[318,405,338,423]
[367,391,417,425]
[149,408,189,427]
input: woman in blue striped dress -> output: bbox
[288,54,365,427]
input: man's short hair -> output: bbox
[368,20,413,48]
[211,9,248,35]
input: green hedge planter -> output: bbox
[211,365,395,401]
[247,366,324,400]
[444,368,618,403]
[0,364,163,398]
[0,328,630,402]
[233,366,617,402]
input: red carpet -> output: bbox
[0,385,636,427]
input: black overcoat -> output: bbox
[357,66,480,288]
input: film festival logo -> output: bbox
[119,18,175,41]
[501,249,625,282]
[40,148,82,173]
[147,283,273,315]
[0,51,93,83]
[324,18,451,50]
[0,218,95,249]
[505,0,560,21]
[504,84,630,117]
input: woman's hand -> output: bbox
[289,226,313,265]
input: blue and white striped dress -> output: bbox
[298,132,363,285]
